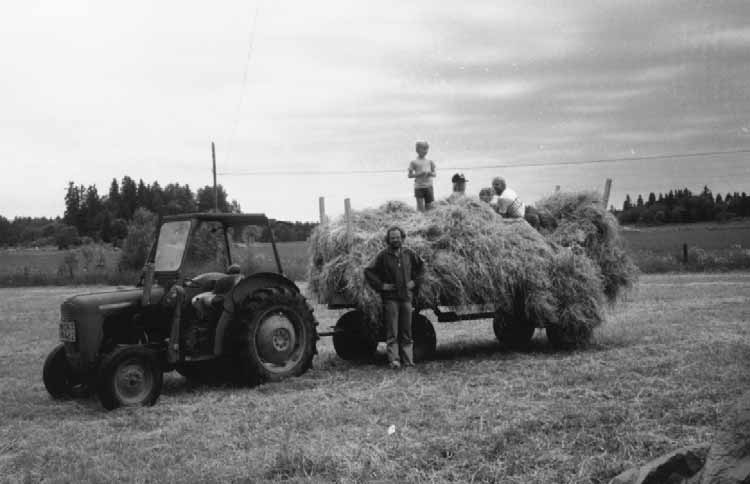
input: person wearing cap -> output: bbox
[364,226,425,369]
[492,176,525,218]
[407,141,436,211]
[447,173,468,202]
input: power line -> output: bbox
[224,1,261,166]
[218,147,750,176]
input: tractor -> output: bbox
[42,213,318,410]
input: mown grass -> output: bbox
[0,273,749,482]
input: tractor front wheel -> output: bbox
[43,344,83,399]
[238,287,317,385]
[332,310,379,362]
[412,313,436,362]
[97,346,163,411]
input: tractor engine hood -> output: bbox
[61,286,165,367]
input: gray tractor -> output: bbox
[43,213,318,410]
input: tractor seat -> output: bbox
[191,273,242,319]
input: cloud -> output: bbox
[2,0,750,219]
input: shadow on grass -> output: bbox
[314,329,625,372]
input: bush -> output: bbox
[55,225,80,250]
[119,208,157,271]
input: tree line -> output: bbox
[617,186,750,225]
[0,177,316,248]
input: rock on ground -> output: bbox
[699,390,750,484]
[609,444,710,484]
[609,391,750,484]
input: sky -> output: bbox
[2,0,750,222]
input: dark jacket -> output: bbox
[364,247,424,301]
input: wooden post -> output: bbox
[211,141,218,212]
[319,197,326,224]
[683,243,688,264]
[602,178,612,209]
[344,198,352,248]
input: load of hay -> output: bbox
[308,192,637,346]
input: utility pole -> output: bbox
[211,141,218,212]
[602,178,612,210]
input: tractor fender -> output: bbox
[224,272,300,313]
[214,272,301,355]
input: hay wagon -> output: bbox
[308,190,631,363]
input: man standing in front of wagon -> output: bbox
[364,226,425,369]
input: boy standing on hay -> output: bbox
[407,141,436,211]
[364,226,425,369]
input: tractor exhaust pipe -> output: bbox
[142,263,155,306]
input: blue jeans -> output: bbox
[383,299,414,366]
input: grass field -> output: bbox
[1,273,748,483]
[621,220,750,252]
[621,220,750,272]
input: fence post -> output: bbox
[319,197,326,224]
[344,198,352,249]
[683,243,688,264]
[602,178,612,209]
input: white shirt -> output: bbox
[408,158,436,188]
[495,188,525,218]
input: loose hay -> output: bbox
[308,192,637,345]
[535,191,638,301]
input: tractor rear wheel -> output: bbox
[412,313,436,362]
[493,310,535,350]
[43,344,83,399]
[238,287,317,385]
[97,346,163,410]
[332,310,379,362]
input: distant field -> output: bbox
[0,246,125,286]
[1,273,748,482]
[620,220,750,272]
[621,220,750,253]
[237,241,310,281]
[0,242,311,286]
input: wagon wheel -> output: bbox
[493,309,535,350]
[332,310,379,362]
[545,324,593,349]
[412,313,436,362]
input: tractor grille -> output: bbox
[60,302,75,322]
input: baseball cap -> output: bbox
[451,173,467,183]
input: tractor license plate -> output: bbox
[59,320,76,342]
